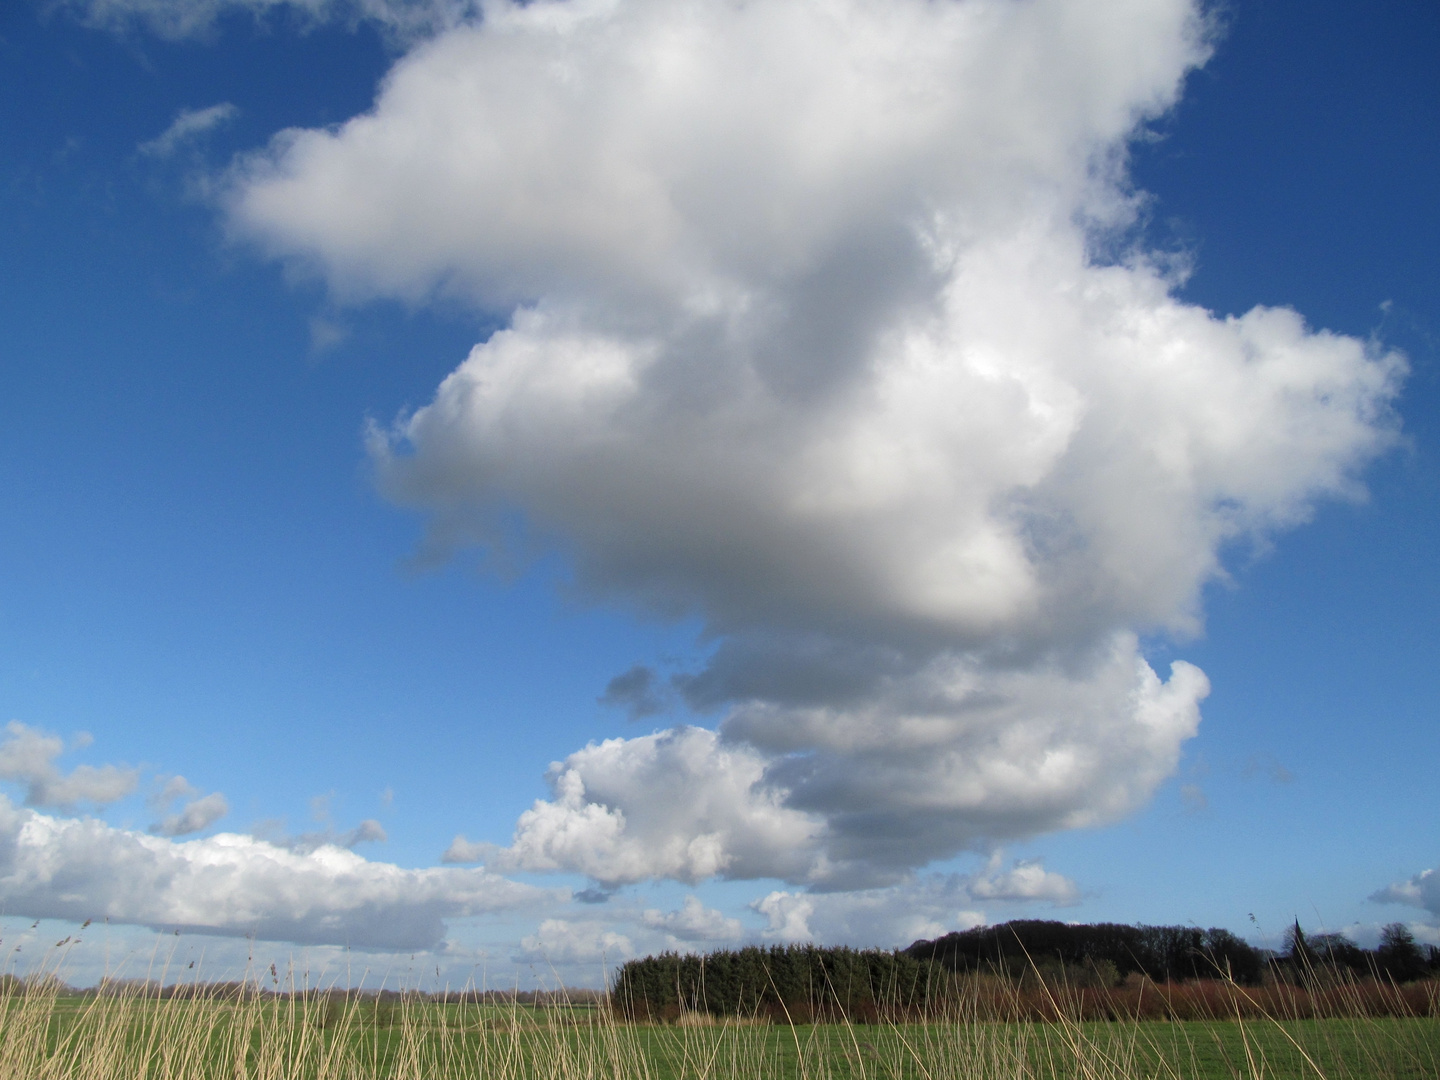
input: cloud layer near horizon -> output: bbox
[227,0,1404,888]
[0,795,549,949]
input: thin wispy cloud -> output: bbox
[62,0,478,41]
[138,102,238,158]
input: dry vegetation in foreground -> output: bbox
[0,955,1438,1079]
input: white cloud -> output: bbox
[750,857,1071,947]
[753,878,989,948]
[493,641,1202,887]
[640,895,743,944]
[139,103,238,157]
[224,0,1405,888]
[0,722,139,810]
[1372,867,1440,916]
[966,855,1079,905]
[0,795,550,949]
[150,792,230,837]
[752,892,817,943]
[516,918,634,965]
[441,834,486,863]
[491,727,822,886]
[59,0,478,41]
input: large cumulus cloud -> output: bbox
[227,0,1404,887]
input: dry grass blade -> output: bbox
[0,939,1437,1079]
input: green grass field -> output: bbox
[3,986,1439,1079]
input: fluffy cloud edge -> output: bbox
[0,795,556,951]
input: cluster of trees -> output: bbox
[905,920,1267,985]
[614,920,1440,1018]
[906,919,1440,988]
[1283,921,1440,985]
[611,945,936,1020]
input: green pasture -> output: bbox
[4,991,1439,1079]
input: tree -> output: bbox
[1377,923,1426,983]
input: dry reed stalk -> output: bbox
[1,938,1438,1079]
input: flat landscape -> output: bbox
[1,4,1437,1080]
[4,985,1438,1079]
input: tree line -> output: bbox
[908,919,1440,987]
[610,944,936,1021]
[905,919,1268,985]
[613,920,1440,1017]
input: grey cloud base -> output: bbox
[227,0,1404,888]
[0,722,139,810]
[1373,868,1440,919]
[474,638,1205,888]
[0,796,549,950]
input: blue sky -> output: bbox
[0,0,1436,987]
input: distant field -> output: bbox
[4,988,1439,1079]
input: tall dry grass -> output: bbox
[1,948,1437,1079]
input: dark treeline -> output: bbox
[907,919,1440,988]
[612,945,935,1021]
[615,921,1440,1020]
[905,920,1268,985]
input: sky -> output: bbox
[0,0,1436,989]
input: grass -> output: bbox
[1,957,1437,1079]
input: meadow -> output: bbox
[1,966,1437,1080]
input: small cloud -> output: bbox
[61,0,479,44]
[968,855,1081,906]
[599,665,670,720]
[147,774,198,812]
[441,835,489,864]
[641,895,743,943]
[752,891,815,942]
[0,721,139,810]
[1179,783,1209,813]
[138,103,237,158]
[150,792,229,837]
[1242,754,1294,785]
[340,819,388,847]
[309,315,348,353]
[309,792,333,823]
[1371,868,1437,914]
[516,919,634,964]
[379,786,395,807]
